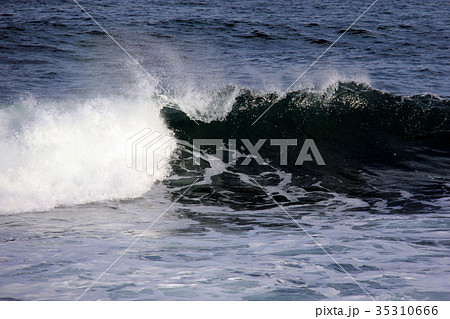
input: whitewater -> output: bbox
[0,0,449,301]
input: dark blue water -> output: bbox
[0,0,449,301]
[1,0,449,102]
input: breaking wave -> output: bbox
[1,81,449,214]
[0,95,175,214]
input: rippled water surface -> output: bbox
[0,0,449,300]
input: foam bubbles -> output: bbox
[0,96,175,214]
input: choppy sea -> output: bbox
[0,0,449,300]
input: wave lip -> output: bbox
[163,81,450,142]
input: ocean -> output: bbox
[0,0,449,300]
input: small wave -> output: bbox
[309,38,331,45]
[238,30,282,40]
[85,30,107,36]
[338,28,370,35]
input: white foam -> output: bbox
[176,85,239,122]
[0,95,175,214]
[318,70,371,92]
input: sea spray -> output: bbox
[0,96,175,214]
